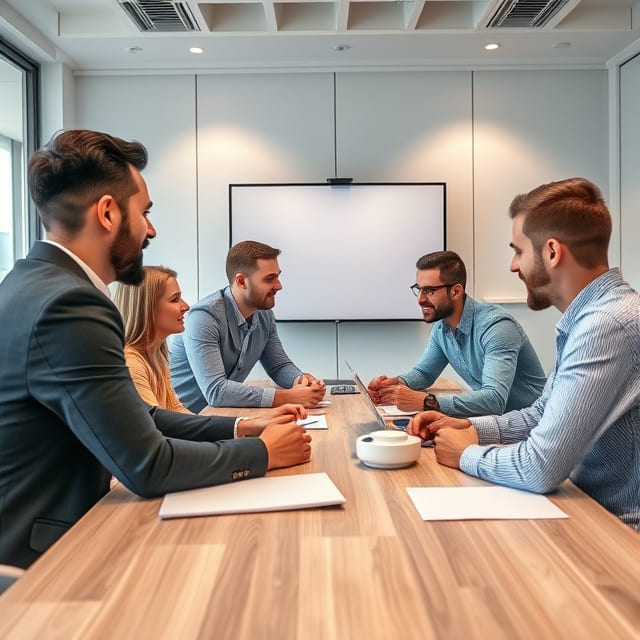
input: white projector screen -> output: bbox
[229,183,446,321]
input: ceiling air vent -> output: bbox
[486,0,571,28]
[119,1,201,32]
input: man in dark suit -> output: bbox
[0,130,312,568]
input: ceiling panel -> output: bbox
[1,0,638,70]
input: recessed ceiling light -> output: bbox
[484,43,500,51]
[190,47,204,54]
[332,44,351,52]
[126,46,143,54]
[553,42,571,49]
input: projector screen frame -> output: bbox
[229,182,446,322]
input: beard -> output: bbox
[245,286,276,310]
[521,254,552,311]
[422,296,455,323]
[110,208,147,285]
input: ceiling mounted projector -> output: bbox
[356,430,421,469]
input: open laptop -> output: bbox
[344,361,389,431]
[344,361,432,445]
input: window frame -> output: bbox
[0,38,40,267]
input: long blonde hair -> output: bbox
[113,266,177,400]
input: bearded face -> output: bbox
[519,250,552,311]
[110,205,148,286]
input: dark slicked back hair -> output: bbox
[416,250,467,289]
[509,177,611,269]
[226,240,281,284]
[28,129,148,233]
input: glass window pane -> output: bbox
[0,135,13,279]
[0,43,39,283]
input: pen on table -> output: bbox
[299,419,319,427]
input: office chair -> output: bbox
[0,564,25,594]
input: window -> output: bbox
[0,40,39,283]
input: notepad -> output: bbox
[297,415,328,429]
[159,472,346,519]
[407,485,568,521]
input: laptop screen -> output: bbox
[344,361,387,431]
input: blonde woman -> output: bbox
[114,266,190,411]
[114,266,307,427]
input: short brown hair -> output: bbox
[28,129,148,233]
[416,251,467,289]
[509,177,611,268]
[226,240,281,284]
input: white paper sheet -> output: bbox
[159,472,345,519]
[297,415,328,429]
[407,485,569,521]
[379,405,418,416]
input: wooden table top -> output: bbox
[1,387,639,639]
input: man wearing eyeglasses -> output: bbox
[407,179,639,531]
[368,250,546,417]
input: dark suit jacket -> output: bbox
[0,242,268,568]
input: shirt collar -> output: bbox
[449,294,474,336]
[223,286,248,328]
[557,268,623,335]
[42,239,111,298]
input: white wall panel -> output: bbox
[620,53,640,289]
[472,70,608,372]
[74,75,199,304]
[473,69,609,303]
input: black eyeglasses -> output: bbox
[410,283,453,297]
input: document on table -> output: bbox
[297,415,328,429]
[379,405,418,417]
[159,472,346,519]
[407,485,568,521]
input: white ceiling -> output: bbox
[1,0,639,72]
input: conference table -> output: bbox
[0,383,639,639]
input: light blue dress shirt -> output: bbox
[462,269,640,531]
[399,296,546,417]
[170,287,302,411]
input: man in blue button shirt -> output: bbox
[368,251,546,417]
[170,241,325,411]
[409,178,640,531]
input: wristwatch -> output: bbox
[423,392,439,411]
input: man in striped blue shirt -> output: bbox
[409,177,640,530]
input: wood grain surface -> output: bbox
[0,383,638,639]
